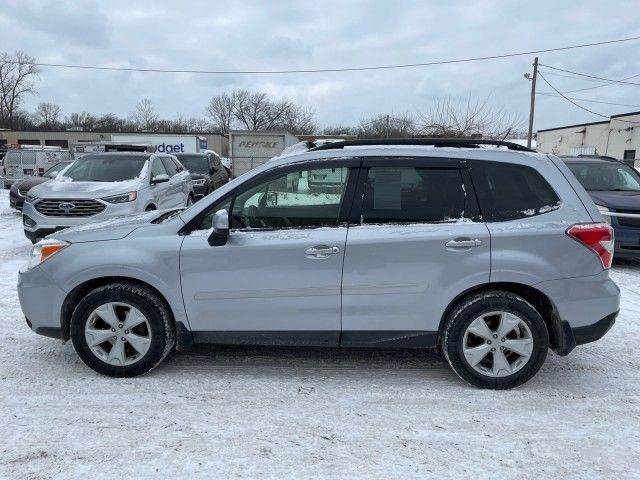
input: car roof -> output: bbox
[81,152,155,158]
[271,143,547,168]
[560,155,622,164]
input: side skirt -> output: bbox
[190,330,438,348]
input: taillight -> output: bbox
[567,223,614,269]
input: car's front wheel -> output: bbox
[70,283,175,377]
[442,290,549,389]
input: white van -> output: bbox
[3,146,70,186]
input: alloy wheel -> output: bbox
[84,302,152,366]
[462,311,534,377]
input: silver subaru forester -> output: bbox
[17,139,620,389]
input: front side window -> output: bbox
[61,155,147,182]
[151,158,167,178]
[361,167,468,224]
[230,167,349,229]
[471,161,561,221]
[44,162,71,178]
[195,167,350,230]
[161,157,179,176]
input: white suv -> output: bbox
[21,152,194,243]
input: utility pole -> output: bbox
[526,57,538,149]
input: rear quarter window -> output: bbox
[470,161,561,222]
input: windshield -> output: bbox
[567,162,640,192]
[44,161,72,178]
[61,155,147,182]
[175,155,209,174]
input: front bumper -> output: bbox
[9,188,24,210]
[18,264,69,340]
[21,198,139,242]
[612,224,640,258]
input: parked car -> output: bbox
[174,152,229,199]
[562,155,640,259]
[21,152,194,243]
[3,145,69,187]
[9,161,72,210]
[18,139,619,389]
[204,150,231,176]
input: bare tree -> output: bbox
[233,90,290,131]
[323,124,355,136]
[131,98,159,131]
[0,51,40,128]
[33,102,62,128]
[66,111,97,130]
[358,113,417,138]
[417,96,523,140]
[277,104,317,134]
[206,92,235,133]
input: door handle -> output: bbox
[445,238,482,248]
[305,245,340,258]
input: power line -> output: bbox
[537,92,640,108]
[538,69,617,84]
[539,64,640,86]
[558,72,640,94]
[537,71,640,124]
[5,35,640,75]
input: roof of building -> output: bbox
[537,120,609,133]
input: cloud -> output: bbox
[0,0,638,131]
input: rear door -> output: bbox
[340,157,491,347]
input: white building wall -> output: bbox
[536,113,640,163]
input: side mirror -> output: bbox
[208,209,229,246]
[151,173,170,184]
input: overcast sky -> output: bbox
[1,0,639,133]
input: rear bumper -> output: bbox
[556,311,617,356]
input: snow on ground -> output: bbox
[0,188,638,479]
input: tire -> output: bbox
[70,283,175,377]
[442,290,549,389]
[145,204,156,211]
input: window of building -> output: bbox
[623,150,636,160]
[45,140,69,148]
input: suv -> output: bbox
[9,161,72,210]
[21,152,194,243]
[562,155,640,258]
[18,139,620,389]
[174,152,229,199]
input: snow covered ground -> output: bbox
[0,188,638,479]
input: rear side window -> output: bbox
[471,162,561,222]
[361,167,468,224]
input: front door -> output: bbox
[179,160,357,345]
[340,158,491,347]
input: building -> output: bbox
[536,112,640,165]
[0,130,229,156]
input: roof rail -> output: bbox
[308,138,535,152]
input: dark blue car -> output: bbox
[563,155,640,259]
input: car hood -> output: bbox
[13,176,50,190]
[30,178,142,199]
[50,209,179,243]
[588,190,640,211]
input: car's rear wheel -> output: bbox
[442,291,549,389]
[70,283,175,377]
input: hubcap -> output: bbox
[84,302,152,366]
[462,311,534,377]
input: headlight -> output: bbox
[596,205,612,224]
[102,191,137,204]
[28,239,69,269]
[25,192,38,202]
[192,179,206,186]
